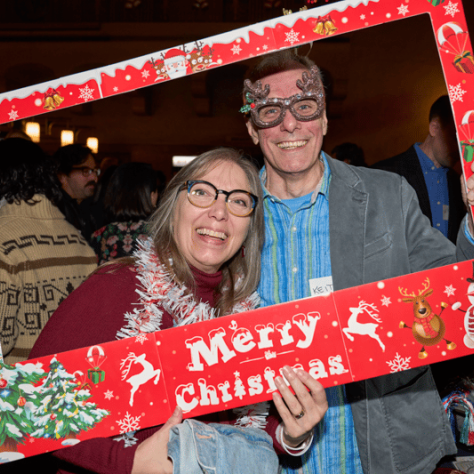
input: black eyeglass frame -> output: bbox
[70,166,101,177]
[180,180,258,217]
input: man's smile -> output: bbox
[277,140,308,150]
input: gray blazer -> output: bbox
[326,155,473,474]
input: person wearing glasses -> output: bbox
[0,138,97,366]
[55,144,101,241]
[29,147,328,474]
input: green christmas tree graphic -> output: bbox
[31,357,109,441]
[0,361,45,452]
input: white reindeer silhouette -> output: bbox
[343,301,385,351]
[120,352,161,406]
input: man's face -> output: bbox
[246,68,328,179]
[431,118,460,169]
[59,154,98,202]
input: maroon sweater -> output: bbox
[29,265,281,474]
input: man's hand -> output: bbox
[273,366,328,448]
[131,406,183,474]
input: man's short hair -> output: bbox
[247,49,317,83]
[54,144,93,175]
[429,95,454,127]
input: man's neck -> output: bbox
[418,138,441,169]
[265,159,324,199]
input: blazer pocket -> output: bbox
[364,232,392,259]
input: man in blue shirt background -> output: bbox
[373,95,464,244]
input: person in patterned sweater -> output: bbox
[0,138,97,364]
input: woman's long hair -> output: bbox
[103,163,158,224]
[148,147,264,315]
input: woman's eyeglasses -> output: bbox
[181,180,258,217]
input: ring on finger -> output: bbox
[294,409,305,420]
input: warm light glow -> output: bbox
[61,130,74,147]
[172,156,197,167]
[25,122,40,143]
[87,137,99,154]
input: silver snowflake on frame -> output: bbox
[135,333,148,345]
[381,295,391,307]
[231,44,242,55]
[386,353,411,373]
[8,109,19,121]
[449,83,466,103]
[444,284,457,297]
[113,431,139,448]
[104,390,114,400]
[78,85,95,102]
[116,412,142,433]
[141,69,150,79]
[360,14,366,20]
[444,1,460,18]
[397,4,409,16]
[285,29,300,46]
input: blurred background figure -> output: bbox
[0,138,97,364]
[331,142,367,167]
[90,162,159,264]
[372,95,463,244]
[55,144,99,242]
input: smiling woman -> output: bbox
[29,147,329,474]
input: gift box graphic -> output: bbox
[462,142,474,163]
[454,51,474,74]
[87,367,105,384]
[86,345,107,384]
[427,0,445,6]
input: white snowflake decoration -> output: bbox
[381,295,391,307]
[113,87,119,92]
[285,29,300,46]
[360,14,366,20]
[444,284,457,297]
[78,85,95,102]
[116,412,141,433]
[444,1,460,18]
[141,69,150,79]
[397,4,409,16]
[263,45,268,51]
[234,371,240,377]
[113,431,138,448]
[386,353,411,373]
[231,44,242,55]
[135,333,148,345]
[448,83,466,103]
[8,109,19,121]
[104,390,114,400]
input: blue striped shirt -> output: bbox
[258,153,363,474]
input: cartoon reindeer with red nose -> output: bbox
[399,278,456,359]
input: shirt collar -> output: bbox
[260,152,331,203]
[414,143,448,174]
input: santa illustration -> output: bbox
[163,48,190,79]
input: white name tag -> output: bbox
[443,204,449,221]
[309,276,334,297]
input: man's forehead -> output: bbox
[261,68,315,97]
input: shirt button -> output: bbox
[437,223,440,227]
[437,201,441,205]
[292,267,297,273]
[292,226,297,232]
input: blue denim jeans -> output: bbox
[168,419,279,474]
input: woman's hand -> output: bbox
[273,366,328,448]
[131,406,183,474]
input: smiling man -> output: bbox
[242,50,474,474]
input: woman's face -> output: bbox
[172,160,252,274]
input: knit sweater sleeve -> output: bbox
[29,265,151,474]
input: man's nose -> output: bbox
[280,110,300,133]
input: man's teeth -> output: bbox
[197,229,227,240]
[277,140,308,149]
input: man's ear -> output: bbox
[57,173,67,187]
[321,110,328,136]
[246,119,259,145]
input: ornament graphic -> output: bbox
[437,22,474,73]
[86,346,107,385]
[43,88,64,110]
[313,15,338,37]
[399,278,456,359]
[460,110,474,163]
